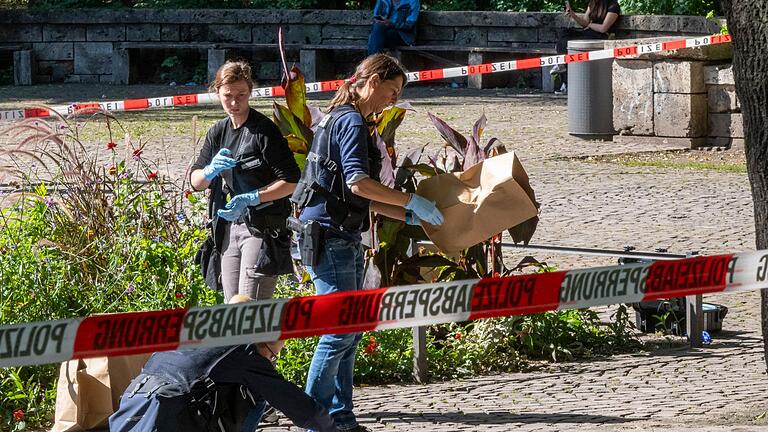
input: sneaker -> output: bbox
[554,82,567,95]
[261,405,279,424]
[550,64,567,75]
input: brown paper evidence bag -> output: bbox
[416,151,539,253]
[52,353,151,432]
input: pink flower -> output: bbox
[132,148,142,160]
[454,332,462,340]
[147,172,158,182]
[175,292,184,298]
[13,409,24,421]
[106,141,117,150]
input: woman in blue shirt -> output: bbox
[367,0,421,55]
[293,53,443,432]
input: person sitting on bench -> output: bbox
[367,0,421,55]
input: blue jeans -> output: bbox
[241,400,265,432]
[305,237,365,430]
[367,22,406,55]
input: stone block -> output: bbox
[455,28,487,46]
[37,60,73,82]
[0,24,42,42]
[614,15,678,32]
[87,24,125,42]
[421,11,544,28]
[301,10,372,26]
[654,93,707,137]
[704,64,734,85]
[180,25,207,42]
[13,50,33,85]
[653,61,705,93]
[252,25,280,44]
[708,85,739,113]
[208,25,252,43]
[282,24,322,45]
[538,28,559,43]
[321,25,370,41]
[678,15,721,34]
[604,36,732,61]
[709,113,744,138]
[43,25,85,42]
[112,47,129,84]
[207,48,225,83]
[414,25,454,42]
[161,25,180,42]
[612,60,653,135]
[33,42,73,61]
[127,24,161,42]
[74,42,113,75]
[487,27,538,43]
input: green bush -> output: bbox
[0,112,216,431]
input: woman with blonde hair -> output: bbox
[291,53,444,432]
[191,60,300,302]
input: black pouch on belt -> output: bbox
[287,218,323,267]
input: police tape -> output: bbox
[0,34,732,122]
[1,248,765,368]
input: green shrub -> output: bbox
[0,112,216,431]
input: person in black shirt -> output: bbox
[551,0,621,93]
[109,295,337,432]
[190,60,300,302]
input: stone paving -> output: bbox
[2,85,764,431]
[262,88,762,431]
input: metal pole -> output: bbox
[408,238,428,383]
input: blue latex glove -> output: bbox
[216,190,261,221]
[202,148,237,181]
[404,194,444,226]
[405,209,421,226]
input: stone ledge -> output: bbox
[605,36,732,61]
[612,135,704,150]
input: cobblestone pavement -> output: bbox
[260,88,766,431]
[2,85,763,431]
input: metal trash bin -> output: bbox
[567,39,614,140]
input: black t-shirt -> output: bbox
[589,0,621,25]
[192,108,300,197]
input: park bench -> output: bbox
[0,44,33,86]
[112,42,217,85]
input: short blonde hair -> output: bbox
[209,60,254,94]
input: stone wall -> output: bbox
[0,9,723,84]
[607,37,740,148]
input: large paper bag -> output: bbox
[52,354,151,432]
[416,151,538,253]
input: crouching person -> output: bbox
[109,301,337,431]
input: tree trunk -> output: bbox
[721,0,768,369]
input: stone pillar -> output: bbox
[467,51,484,90]
[208,48,226,84]
[111,45,129,85]
[13,50,33,86]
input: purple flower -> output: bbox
[44,197,56,208]
[119,171,131,180]
[175,212,186,222]
[125,283,135,294]
[152,236,161,242]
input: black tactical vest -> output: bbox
[291,104,382,233]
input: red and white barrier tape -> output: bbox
[0,34,731,122]
[0,247,763,368]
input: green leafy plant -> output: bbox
[0,108,216,430]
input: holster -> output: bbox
[287,217,323,266]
